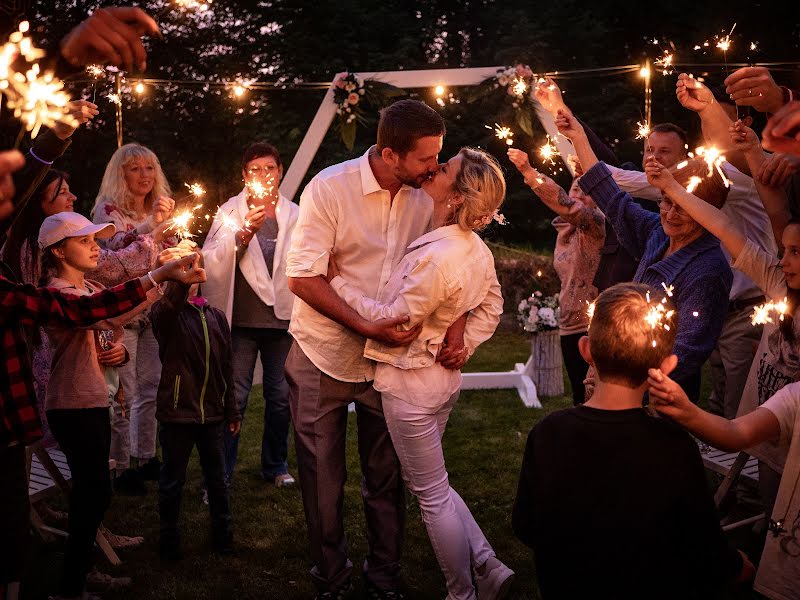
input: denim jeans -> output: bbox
[115,325,162,466]
[224,326,292,482]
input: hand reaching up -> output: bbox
[60,7,160,72]
[763,101,800,156]
[729,120,761,154]
[53,100,99,140]
[533,78,569,116]
[676,73,715,113]
[647,367,696,425]
[554,109,583,140]
[645,156,678,191]
[756,152,800,188]
[724,66,784,114]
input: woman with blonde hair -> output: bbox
[93,142,176,494]
[327,147,513,600]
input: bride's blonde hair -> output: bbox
[452,147,506,231]
[92,143,171,218]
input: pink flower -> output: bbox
[348,92,359,105]
[189,295,208,308]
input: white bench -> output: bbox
[26,443,121,565]
[696,442,764,531]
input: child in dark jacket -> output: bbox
[151,265,241,560]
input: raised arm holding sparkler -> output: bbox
[729,121,791,250]
[645,156,746,260]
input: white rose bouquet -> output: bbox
[518,290,560,334]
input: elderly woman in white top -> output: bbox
[328,147,510,600]
[202,143,299,487]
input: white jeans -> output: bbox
[383,391,494,600]
[113,326,161,465]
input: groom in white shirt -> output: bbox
[285,100,451,599]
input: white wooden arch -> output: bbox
[277,67,577,409]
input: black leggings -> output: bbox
[47,407,112,597]
[560,333,589,405]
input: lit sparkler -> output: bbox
[654,52,675,76]
[107,92,121,105]
[695,146,732,188]
[685,176,703,193]
[539,135,559,164]
[165,204,204,240]
[643,286,676,343]
[86,64,105,103]
[751,297,789,326]
[485,123,514,146]
[185,182,206,199]
[0,21,76,141]
[636,121,651,139]
[174,0,212,11]
[512,77,528,97]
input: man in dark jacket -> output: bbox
[151,265,242,560]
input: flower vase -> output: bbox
[530,329,564,397]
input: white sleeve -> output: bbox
[285,177,338,278]
[762,382,800,448]
[463,263,503,356]
[329,258,449,327]
[606,164,662,202]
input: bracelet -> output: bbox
[146,271,164,296]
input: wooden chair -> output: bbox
[696,441,765,531]
[26,442,121,565]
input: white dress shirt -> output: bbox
[606,162,777,301]
[286,147,434,382]
[331,224,503,407]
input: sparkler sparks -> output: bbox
[539,135,559,164]
[654,52,675,75]
[695,146,732,188]
[485,123,514,146]
[643,287,676,340]
[0,22,76,140]
[751,297,789,326]
[166,204,204,240]
[107,92,121,105]
[86,64,105,79]
[184,182,206,198]
[685,176,703,193]
[174,0,212,11]
[512,77,528,97]
[636,121,651,139]
[716,23,736,53]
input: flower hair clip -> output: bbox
[478,209,508,227]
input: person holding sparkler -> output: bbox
[202,143,299,490]
[645,150,800,543]
[507,149,604,405]
[92,143,176,494]
[557,110,732,405]
[149,249,242,561]
[513,282,754,599]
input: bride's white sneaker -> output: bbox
[475,556,514,600]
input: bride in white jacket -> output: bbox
[202,143,300,488]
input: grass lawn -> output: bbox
[24,327,758,599]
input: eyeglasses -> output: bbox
[246,166,279,176]
[657,198,687,218]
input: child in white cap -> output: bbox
[38,212,135,600]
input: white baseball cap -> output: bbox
[38,212,116,250]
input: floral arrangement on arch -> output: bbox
[331,71,403,151]
[491,63,540,136]
[518,291,560,334]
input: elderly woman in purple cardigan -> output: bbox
[557,110,732,403]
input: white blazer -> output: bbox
[202,189,299,324]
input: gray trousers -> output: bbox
[285,341,405,592]
[708,305,763,420]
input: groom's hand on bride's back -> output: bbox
[366,315,422,346]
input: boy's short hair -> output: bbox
[589,283,678,388]
[377,99,445,156]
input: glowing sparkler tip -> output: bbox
[636,121,651,139]
[107,92,121,105]
[185,182,206,198]
[86,64,105,78]
[512,77,528,97]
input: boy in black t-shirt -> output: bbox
[512,282,753,599]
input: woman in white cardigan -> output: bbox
[202,143,299,487]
